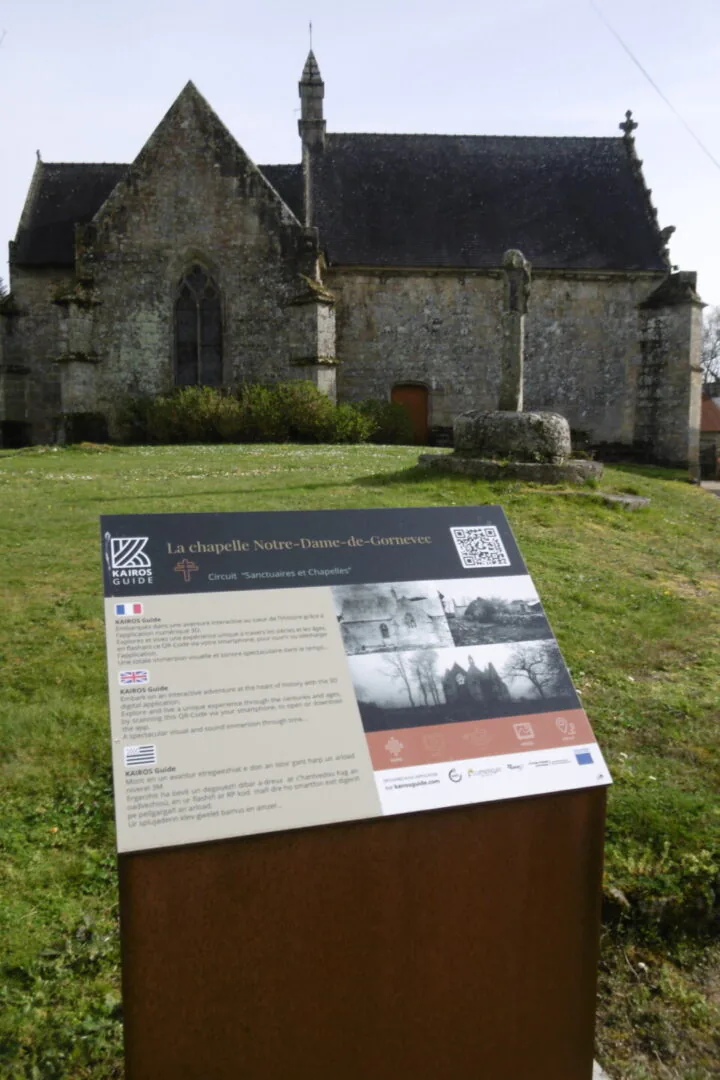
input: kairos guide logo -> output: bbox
[105,532,154,587]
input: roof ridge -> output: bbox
[41,161,129,169]
[327,131,622,142]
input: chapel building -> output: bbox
[0,52,703,463]
[442,658,511,705]
[338,587,452,654]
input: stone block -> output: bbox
[454,410,572,463]
[418,453,603,484]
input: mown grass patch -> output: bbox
[1,444,719,1078]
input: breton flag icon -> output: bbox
[115,603,143,617]
[124,744,157,768]
[119,669,149,686]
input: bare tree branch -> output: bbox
[379,651,416,707]
[407,649,442,706]
[502,643,564,699]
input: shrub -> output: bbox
[331,402,376,443]
[153,386,224,442]
[118,383,376,445]
[212,391,248,441]
[274,381,338,442]
[357,399,415,444]
[118,387,237,443]
[117,396,156,443]
[233,385,286,443]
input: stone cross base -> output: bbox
[418,453,603,485]
[454,410,572,465]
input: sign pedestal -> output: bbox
[120,786,605,1080]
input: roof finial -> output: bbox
[620,109,638,138]
[309,21,313,50]
[36,149,42,162]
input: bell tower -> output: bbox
[298,50,326,153]
[298,50,326,228]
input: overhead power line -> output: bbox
[589,0,720,174]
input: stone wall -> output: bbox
[79,84,313,435]
[0,266,72,444]
[636,273,703,468]
[328,270,502,431]
[328,267,666,446]
[524,273,662,445]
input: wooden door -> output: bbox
[391,384,429,444]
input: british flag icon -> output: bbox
[119,669,149,686]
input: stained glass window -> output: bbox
[174,266,223,386]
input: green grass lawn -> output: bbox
[1,442,719,1079]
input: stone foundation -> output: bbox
[418,453,603,484]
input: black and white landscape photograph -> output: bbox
[348,638,578,732]
[332,581,453,656]
[438,576,553,647]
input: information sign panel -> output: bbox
[101,506,610,852]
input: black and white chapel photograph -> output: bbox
[438,575,553,646]
[332,581,453,655]
[349,638,578,732]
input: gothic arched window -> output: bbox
[380,623,390,640]
[404,613,416,628]
[175,266,223,386]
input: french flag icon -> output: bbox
[115,603,143,617]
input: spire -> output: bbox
[301,50,323,87]
[299,49,326,152]
[299,48,326,227]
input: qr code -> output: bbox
[450,526,511,569]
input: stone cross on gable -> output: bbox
[498,249,531,412]
[619,110,638,138]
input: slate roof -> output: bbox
[300,50,323,86]
[310,133,668,271]
[259,164,304,222]
[11,134,668,272]
[13,163,128,266]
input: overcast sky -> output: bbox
[1,0,718,304]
